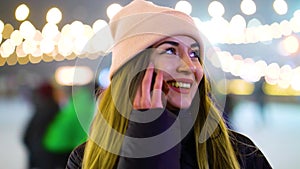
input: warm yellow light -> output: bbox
[46,7,62,24]
[15,4,30,21]
[19,21,36,40]
[10,30,23,46]
[208,1,225,18]
[228,79,255,95]
[33,30,43,42]
[17,55,29,65]
[2,24,14,39]
[29,54,41,64]
[0,56,6,66]
[6,53,17,66]
[16,44,27,57]
[294,10,300,18]
[55,66,94,86]
[70,21,84,37]
[58,36,73,57]
[42,23,59,40]
[229,15,246,43]
[207,17,229,44]
[240,58,261,82]
[270,22,282,39]
[255,60,268,77]
[231,59,244,76]
[279,20,292,36]
[1,39,15,58]
[73,36,89,55]
[263,83,300,96]
[42,54,54,62]
[219,51,233,72]
[32,48,43,57]
[54,53,64,61]
[278,65,293,89]
[281,35,299,54]
[241,0,256,15]
[92,19,108,33]
[175,1,192,15]
[0,20,4,33]
[230,15,246,31]
[258,25,273,43]
[290,67,300,91]
[273,0,288,15]
[83,25,94,39]
[22,39,37,55]
[106,3,122,19]
[61,24,72,41]
[265,63,280,85]
[40,39,55,54]
[290,16,300,33]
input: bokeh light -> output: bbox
[92,19,108,33]
[208,1,225,18]
[175,1,192,15]
[98,67,111,88]
[273,0,288,15]
[19,21,36,40]
[46,7,62,24]
[15,4,30,21]
[106,3,122,19]
[281,35,299,55]
[241,0,256,15]
[55,66,94,86]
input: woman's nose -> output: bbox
[177,52,196,73]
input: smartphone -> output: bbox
[150,71,157,92]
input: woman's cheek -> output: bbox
[195,64,204,84]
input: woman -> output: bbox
[66,1,272,169]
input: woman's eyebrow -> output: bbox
[155,41,179,47]
[191,43,199,49]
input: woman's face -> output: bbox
[150,35,204,110]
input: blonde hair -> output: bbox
[82,49,240,169]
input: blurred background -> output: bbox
[0,0,300,168]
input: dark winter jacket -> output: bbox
[66,109,272,169]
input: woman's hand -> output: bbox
[133,63,166,110]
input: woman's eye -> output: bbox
[190,51,200,59]
[163,48,177,55]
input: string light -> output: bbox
[19,21,36,40]
[175,1,192,15]
[0,20,4,33]
[46,7,62,24]
[92,19,108,33]
[281,35,299,55]
[0,1,299,89]
[208,1,225,18]
[273,0,288,15]
[241,0,256,15]
[15,4,30,21]
[106,3,122,20]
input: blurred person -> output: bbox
[66,1,272,169]
[41,86,95,168]
[23,81,61,169]
[254,79,267,125]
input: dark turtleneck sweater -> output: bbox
[66,109,272,169]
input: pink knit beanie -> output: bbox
[109,0,203,78]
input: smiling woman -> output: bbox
[148,36,203,110]
[66,1,272,169]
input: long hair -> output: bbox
[82,48,240,169]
